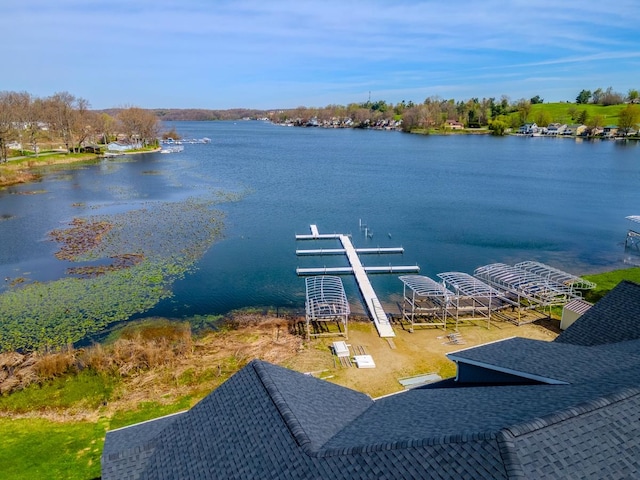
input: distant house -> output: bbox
[445,120,464,130]
[102,282,640,479]
[106,142,133,152]
[546,123,567,135]
[517,122,538,134]
[563,124,587,136]
[603,125,619,137]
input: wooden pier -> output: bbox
[296,225,419,338]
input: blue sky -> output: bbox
[4,1,639,109]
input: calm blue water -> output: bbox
[1,121,639,318]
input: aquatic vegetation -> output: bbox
[0,261,171,351]
[12,189,47,195]
[0,198,227,353]
[49,218,113,261]
[67,253,145,278]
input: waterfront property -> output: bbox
[296,225,419,338]
[102,280,640,479]
[2,121,640,349]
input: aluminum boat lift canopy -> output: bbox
[625,216,640,251]
[474,263,577,309]
[436,272,512,328]
[514,261,596,292]
[296,224,418,338]
[305,276,350,339]
[399,275,455,331]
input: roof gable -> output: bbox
[252,360,372,451]
[556,280,640,346]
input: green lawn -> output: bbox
[583,267,640,302]
[0,417,106,480]
[522,102,625,126]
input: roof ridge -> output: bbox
[252,360,501,459]
[251,359,315,453]
[502,386,640,438]
[315,431,498,458]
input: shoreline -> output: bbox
[0,148,161,188]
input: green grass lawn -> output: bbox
[0,417,106,480]
[516,102,626,126]
[583,267,640,302]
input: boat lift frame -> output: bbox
[296,224,419,338]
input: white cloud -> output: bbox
[5,0,639,107]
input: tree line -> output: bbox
[270,86,639,135]
[2,86,639,161]
[0,91,160,163]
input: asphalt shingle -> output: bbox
[102,280,640,479]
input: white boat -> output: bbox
[160,145,184,154]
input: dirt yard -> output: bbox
[284,315,560,398]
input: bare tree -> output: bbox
[599,87,624,106]
[43,92,77,153]
[0,91,21,162]
[25,96,45,156]
[71,97,95,151]
[117,107,159,147]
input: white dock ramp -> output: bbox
[339,234,395,337]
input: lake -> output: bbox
[1,121,639,323]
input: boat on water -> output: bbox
[160,145,184,154]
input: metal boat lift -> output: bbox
[399,275,455,331]
[625,216,640,251]
[437,272,515,328]
[474,263,581,308]
[304,276,350,340]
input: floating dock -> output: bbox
[296,225,419,338]
[296,247,404,256]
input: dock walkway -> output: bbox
[296,225,412,338]
[340,234,395,337]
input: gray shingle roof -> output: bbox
[556,280,640,346]
[102,280,640,479]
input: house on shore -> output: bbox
[563,124,588,136]
[517,122,539,135]
[106,142,134,152]
[102,281,640,479]
[546,123,567,135]
[445,120,464,130]
[603,125,619,137]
